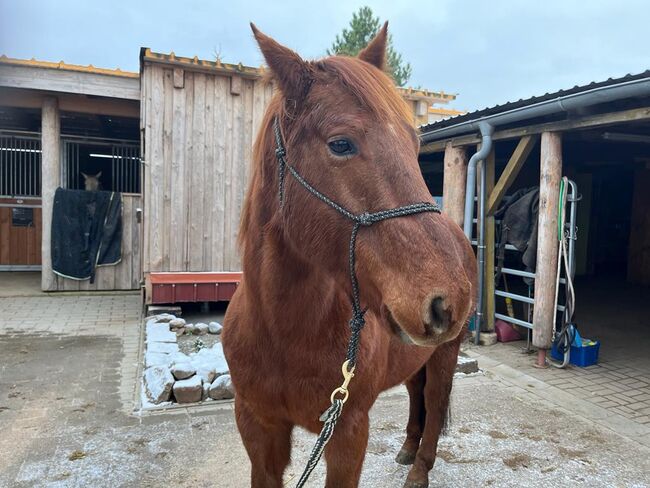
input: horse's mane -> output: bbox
[238,55,412,250]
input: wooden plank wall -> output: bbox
[48,194,142,291]
[142,63,274,273]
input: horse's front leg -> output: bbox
[323,409,369,488]
[404,336,462,488]
[235,397,293,488]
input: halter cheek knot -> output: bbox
[357,212,373,227]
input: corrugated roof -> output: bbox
[419,70,650,134]
[0,54,138,78]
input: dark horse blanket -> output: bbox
[494,187,539,285]
[51,188,122,282]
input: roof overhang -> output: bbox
[0,56,140,101]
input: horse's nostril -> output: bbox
[424,296,452,335]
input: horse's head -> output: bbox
[246,24,475,347]
[82,171,102,192]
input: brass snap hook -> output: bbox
[330,360,356,404]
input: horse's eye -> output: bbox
[327,139,356,156]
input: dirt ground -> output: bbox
[1,331,649,488]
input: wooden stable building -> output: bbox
[418,71,650,362]
[0,50,457,303]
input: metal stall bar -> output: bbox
[492,179,578,330]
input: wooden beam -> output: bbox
[533,131,562,350]
[419,107,650,154]
[0,64,140,100]
[41,97,60,291]
[485,148,496,331]
[0,87,139,118]
[486,135,538,215]
[442,143,467,227]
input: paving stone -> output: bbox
[145,322,177,343]
[145,351,172,368]
[147,341,179,354]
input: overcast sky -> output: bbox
[1,1,648,111]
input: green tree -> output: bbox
[327,6,412,87]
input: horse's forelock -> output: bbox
[313,56,412,124]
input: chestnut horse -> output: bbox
[222,23,477,488]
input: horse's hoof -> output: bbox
[402,480,428,488]
[395,448,416,465]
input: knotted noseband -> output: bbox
[272,117,440,487]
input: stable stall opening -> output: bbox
[62,140,141,194]
[0,132,42,198]
[0,128,43,271]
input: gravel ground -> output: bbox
[1,332,649,488]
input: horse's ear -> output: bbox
[81,172,88,179]
[250,23,312,103]
[96,171,102,178]
[358,22,388,70]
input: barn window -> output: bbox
[62,139,141,194]
[0,133,42,197]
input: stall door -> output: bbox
[0,134,42,270]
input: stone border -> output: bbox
[138,314,234,410]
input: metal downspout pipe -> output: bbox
[463,122,494,345]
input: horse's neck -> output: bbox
[242,225,346,338]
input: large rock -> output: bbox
[144,366,174,404]
[208,322,223,334]
[169,318,186,330]
[146,322,177,343]
[171,362,196,380]
[155,313,176,323]
[194,323,209,335]
[190,343,229,378]
[147,341,179,354]
[456,355,479,374]
[209,374,235,400]
[173,376,203,404]
[145,351,172,368]
[195,366,216,384]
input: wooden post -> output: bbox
[442,143,467,227]
[485,148,496,331]
[41,97,60,291]
[533,131,562,359]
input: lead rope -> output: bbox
[272,118,440,487]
